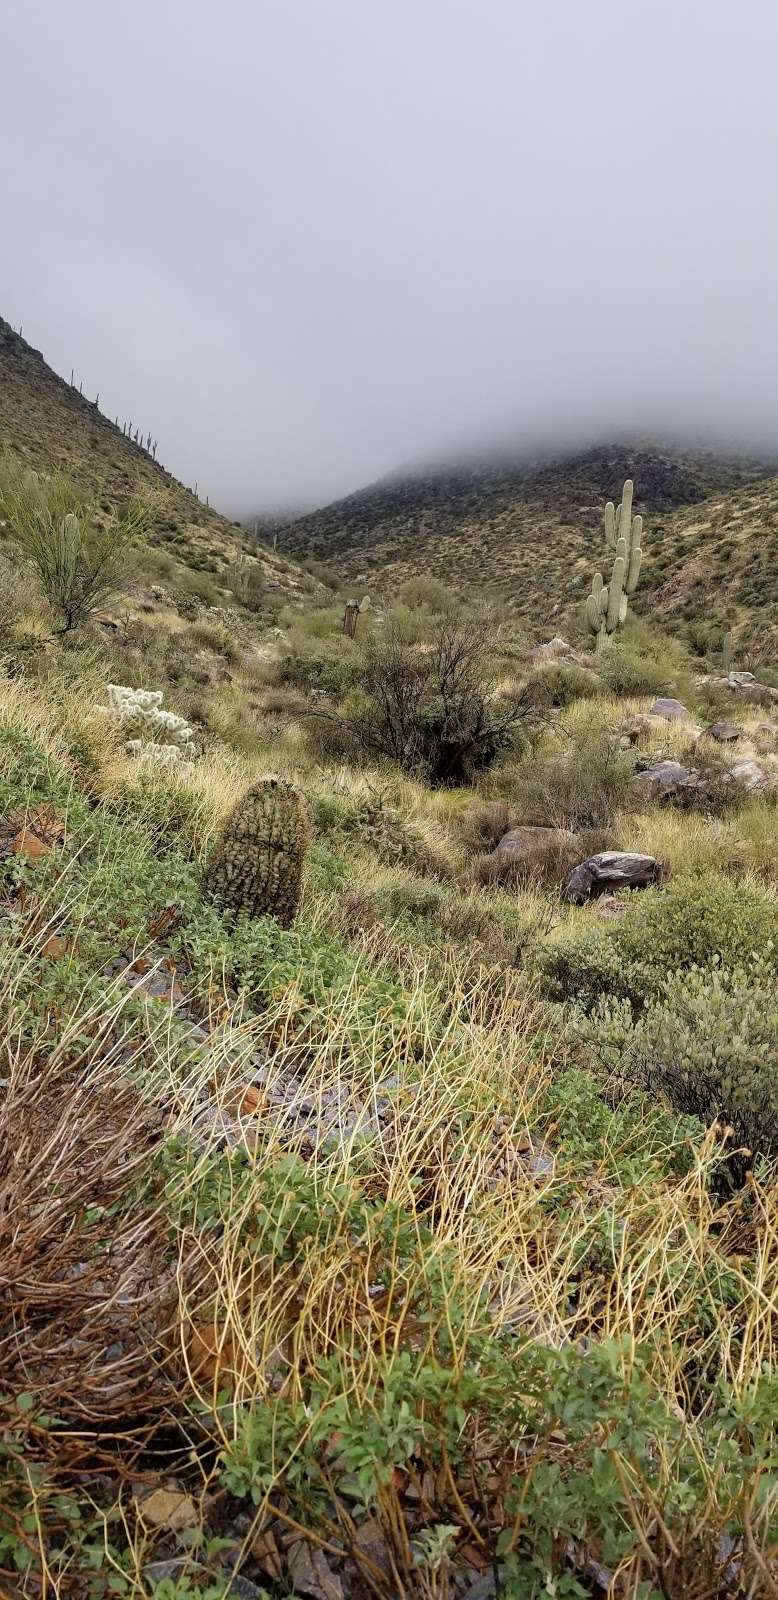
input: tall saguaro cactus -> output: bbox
[586,479,643,651]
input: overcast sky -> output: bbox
[3,0,778,514]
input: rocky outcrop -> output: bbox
[705,720,743,742]
[563,851,664,904]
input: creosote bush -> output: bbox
[203,776,311,928]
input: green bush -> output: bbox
[598,642,674,697]
[536,874,778,1012]
[572,959,778,1164]
[512,731,634,830]
[280,641,361,699]
[525,662,601,709]
[396,575,457,613]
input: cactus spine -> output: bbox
[587,479,643,651]
[202,778,311,929]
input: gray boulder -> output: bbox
[648,697,691,720]
[705,720,743,742]
[633,760,695,800]
[729,758,771,791]
[563,851,664,905]
[495,824,574,863]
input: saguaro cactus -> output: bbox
[587,479,643,651]
[202,778,311,929]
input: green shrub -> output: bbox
[598,642,674,697]
[280,641,361,699]
[572,959,778,1164]
[525,662,601,709]
[512,731,634,830]
[396,575,457,613]
[536,874,778,1012]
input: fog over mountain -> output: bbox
[3,0,777,513]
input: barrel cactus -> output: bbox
[587,480,643,651]
[203,778,311,928]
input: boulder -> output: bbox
[729,758,771,791]
[493,825,576,879]
[705,720,743,742]
[719,673,778,707]
[648,697,691,721]
[633,760,695,800]
[495,825,573,860]
[563,851,664,905]
[526,636,572,663]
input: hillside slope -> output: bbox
[282,441,778,636]
[0,315,309,598]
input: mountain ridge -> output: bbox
[280,439,778,638]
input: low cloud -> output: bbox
[4,0,777,514]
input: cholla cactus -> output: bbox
[203,778,310,928]
[587,480,643,651]
[103,684,196,760]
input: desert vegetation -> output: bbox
[2,457,778,1600]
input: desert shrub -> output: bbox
[460,798,515,856]
[301,557,340,590]
[281,640,361,699]
[188,618,242,664]
[598,641,675,697]
[525,661,601,709]
[512,730,634,829]
[222,552,266,611]
[572,959,778,1165]
[322,613,538,786]
[536,873,778,1012]
[0,449,147,633]
[396,575,457,613]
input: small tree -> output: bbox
[0,450,147,633]
[317,610,539,785]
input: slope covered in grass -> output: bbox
[2,549,778,1597]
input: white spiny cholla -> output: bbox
[103,684,196,760]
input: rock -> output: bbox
[633,760,694,800]
[729,758,770,790]
[563,851,663,905]
[526,636,572,663]
[705,720,743,742]
[648,697,691,720]
[286,1540,344,1600]
[720,672,778,706]
[135,1486,197,1532]
[494,824,574,867]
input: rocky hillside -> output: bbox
[281,441,778,636]
[0,315,310,599]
